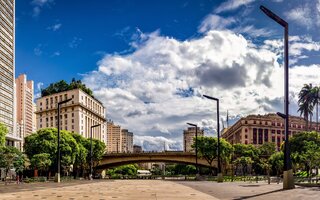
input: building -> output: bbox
[183,126,204,152]
[15,74,34,150]
[0,0,20,147]
[133,145,142,153]
[121,129,133,153]
[107,120,121,153]
[222,113,319,150]
[35,88,107,144]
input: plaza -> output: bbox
[0,180,319,200]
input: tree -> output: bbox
[258,143,276,184]
[71,133,89,178]
[0,122,8,146]
[311,86,320,130]
[0,146,21,184]
[30,153,52,176]
[24,128,79,176]
[83,139,106,175]
[269,151,284,181]
[233,144,259,176]
[298,84,315,131]
[289,131,320,181]
[192,136,233,174]
[41,79,94,98]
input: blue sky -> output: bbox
[16,0,320,150]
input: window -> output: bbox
[254,120,256,124]
[72,113,74,117]
[245,128,248,133]
[253,128,257,144]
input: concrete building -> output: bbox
[222,113,319,150]
[35,88,107,144]
[183,127,204,152]
[121,129,133,153]
[15,74,34,150]
[133,145,142,153]
[107,120,121,153]
[0,0,20,147]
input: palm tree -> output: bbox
[298,84,314,131]
[311,86,320,131]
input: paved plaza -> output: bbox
[0,180,319,200]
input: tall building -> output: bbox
[15,74,34,150]
[0,0,20,147]
[222,113,319,150]
[35,88,107,144]
[133,144,142,153]
[121,129,133,153]
[183,127,204,152]
[107,120,121,153]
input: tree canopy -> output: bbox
[41,79,94,98]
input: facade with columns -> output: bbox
[35,88,107,144]
[222,113,319,150]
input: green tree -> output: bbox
[0,122,8,146]
[83,139,106,174]
[71,133,89,178]
[269,151,284,180]
[233,144,259,176]
[290,131,320,181]
[298,84,315,131]
[192,136,233,174]
[30,153,52,176]
[258,143,276,184]
[0,146,21,184]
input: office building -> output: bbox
[121,129,133,153]
[15,74,34,150]
[183,126,204,152]
[0,0,21,147]
[222,113,319,150]
[35,88,107,144]
[107,120,121,152]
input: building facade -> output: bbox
[35,88,107,144]
[222,113,319,150]
[133,144,142,153]
[0,0,20,147]
[121,129,133,153]
[15,74,34,150]
[183,127,204,152]
[107,120,121,153]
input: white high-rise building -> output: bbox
[0,0,21,147]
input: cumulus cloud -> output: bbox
[82,16,320,151]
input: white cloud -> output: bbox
[47,23,62,31]
[198,14,235,33]
[69,37,82,48]
[214,0,256,13]
[51,51,61,57]
[82,16,320,152]
[31,0,54,17]
[285,1,320,29]
[34,44,43,56]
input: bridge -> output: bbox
[97,152,217,169]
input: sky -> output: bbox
[16,0,320,151]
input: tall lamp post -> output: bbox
[260,5,294,190]
[203,95,223,183]
[90,124,101,180]
[186,123,199,175]
[55,98,73,183]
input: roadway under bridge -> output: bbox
[97,152,217,169]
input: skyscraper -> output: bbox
[0,0,20,147]
[15,74,35,150]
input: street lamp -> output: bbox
[203,94,223,183]
[55,97,73,183]
[186,122,199,175]
[90,124,101,180]
[260,5,294,189]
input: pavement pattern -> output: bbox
[0,180,319,200]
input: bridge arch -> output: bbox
[97,152,216,169]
